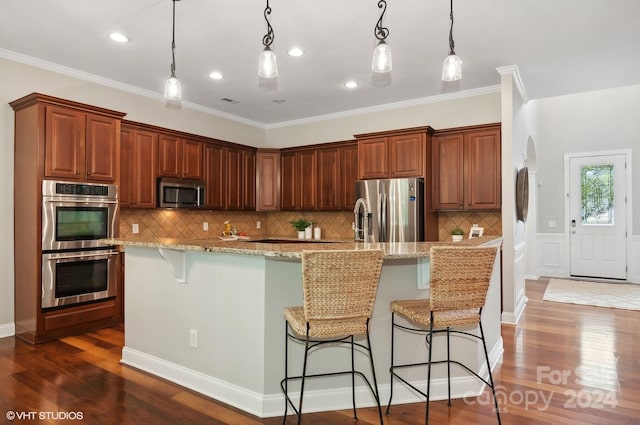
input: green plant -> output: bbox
[451,227,465,236]
[290,218,311,231]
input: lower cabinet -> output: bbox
[43,299,119,332]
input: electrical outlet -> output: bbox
[189,329,198,348]
[203,222,209,231]
[256,221,261,229]
[132,223,139,234]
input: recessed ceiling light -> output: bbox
[209,71,224,80]
[108,32,129,43]
[344,81,359,89]
[287,47,304,57]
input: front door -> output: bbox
[568,153,627,280]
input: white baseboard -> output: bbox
[122,336,504,418]
[501,296,528,325]
[0,322,15,339]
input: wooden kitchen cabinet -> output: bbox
[281,148,317,211]
[317,141,358,210]
[120,123,158,208]
[356,127,432,179]
[204,143,225,209]
[243,149,256,210]
[44,104,120,183]
[158,135,203,180]
[432,123,501,210]
[10,93,126,343]
[256,150,281,211]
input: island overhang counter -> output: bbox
[103,237,503,418]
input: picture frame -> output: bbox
[469,226,484,239]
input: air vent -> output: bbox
[219,97,239,104]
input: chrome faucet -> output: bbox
[354,197,371,242]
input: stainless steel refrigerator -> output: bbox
[354,177,424,242]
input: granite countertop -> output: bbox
[102,236,501,259]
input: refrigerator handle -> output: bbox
[380,193,387,242]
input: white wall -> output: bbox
[531,85,639,282]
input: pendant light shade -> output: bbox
[442,54,462,81]
[258,47,278,78]
[258,0,278,78]
[164,0,182,100]
[164,75,182,100]
[442,0,462,81]
[372,0,392,73]
[372,41,392,73]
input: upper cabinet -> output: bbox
[432,123,501,210]
[44,105,121,183]
[355,127,433,179]
[158,135,203,180]
[203,143,225,210]
[120,124,158,208]
[317,141,358,210]
[281,148,317,211]
[256,150,281,211]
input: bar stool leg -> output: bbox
[386,312,395,415]
[446,327,452,406]
[296,334,311,425]
[282,322,289,425]
[365,327,384,425]
[350,335,358,421]
[425,315,434,425]
[479,321,502,425]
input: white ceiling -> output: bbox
[2,0,639,126]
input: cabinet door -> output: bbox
[464,128,501,210]
[317,146,340,210]
[204,144,225,209]
[298,150,317,210]
[45,105,85,180]
[182,139,203,180]
[256,151,281,211]
[131,129,158,208]
[339,143,359,209]
[280,152,296,210]
[242,150,256,210]
[432,133,464,210]
[119,127,133,206]
[389,133,425,178]
[85,114,118,182]
[225,147,243,210]
[358,138,388,179]
[157,134,182,178]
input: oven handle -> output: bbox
[43,198,118,204]
[45,251,119,261]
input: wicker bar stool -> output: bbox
[281,249,385,425]
[385,246,501,425]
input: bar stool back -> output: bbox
[281,249,385,425]
[386,245,501,425]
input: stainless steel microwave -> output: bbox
[158,177,206,208]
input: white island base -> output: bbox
[120,242,503,418]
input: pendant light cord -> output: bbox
[448,0,456,55]
[262,0,274,47]
[374,0,389,41]
[170,0,177,77]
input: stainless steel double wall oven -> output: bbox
[41,180,119,309]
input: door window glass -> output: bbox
[581,164,614,225]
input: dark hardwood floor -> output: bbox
[1,278,639,424]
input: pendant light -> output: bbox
[371,0,392,73]
[164,0,182,100]
[442,0,462,81]
[258,0,278,78]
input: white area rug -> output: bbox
[543,279,640,311]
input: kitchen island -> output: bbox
[104,236,503,418]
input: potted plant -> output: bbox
[290,218,311,239]
[451,227,465,242]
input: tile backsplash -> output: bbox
[119,209,501,241]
